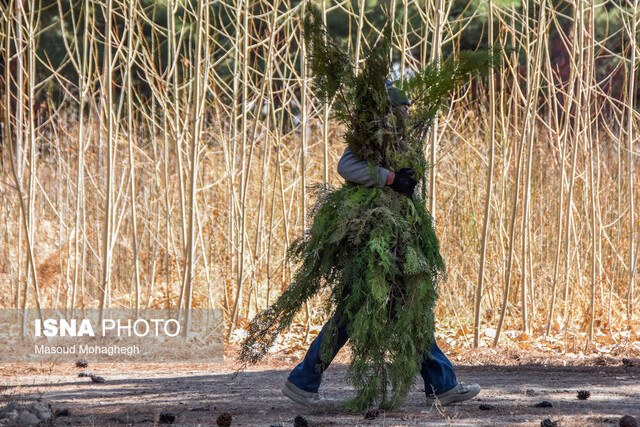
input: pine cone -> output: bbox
[90,375,105,384]
[620,415,639,427]
[216,412,232,427]
[159,412,176,424]
[577,390,590,400]
[54,408,70,417]
[364,408,380,419]
[534,401,553,408]
[479,404,495,410]
[293,415,309,427]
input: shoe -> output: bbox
[425,383,481,406]
[281,380,334,409]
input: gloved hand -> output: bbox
[389,168,417,198]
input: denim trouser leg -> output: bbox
[420,341,458,396]
[288,317,458,396]
[287,319,349,393]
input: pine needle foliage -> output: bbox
[240,184,444,411]
[302,8,354,106]
[401,48,501,134]
[304,7,500,177]
[239,7,499,412]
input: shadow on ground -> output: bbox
[1,363,639,426]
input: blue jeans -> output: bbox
[288,317,458,396]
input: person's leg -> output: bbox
[421,340,481,405]
[287,317,349,393]
[420,340,458,396]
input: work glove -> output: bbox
[390,168,417,198]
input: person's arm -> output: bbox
[337,147,394,188]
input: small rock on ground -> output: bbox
[0,401,53,426]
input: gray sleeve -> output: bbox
[337,147,390,188]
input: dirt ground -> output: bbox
[1,348,638,426]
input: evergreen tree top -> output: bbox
[304,7,500,176]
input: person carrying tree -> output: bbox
[239,8,497,411]
[280,81,480,409]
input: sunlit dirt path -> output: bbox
[1,348,639,427]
